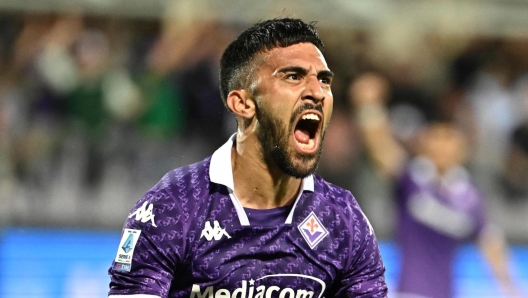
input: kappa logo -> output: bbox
[298,211,329,249]
[129,201,157,227]
[200,220,231,241]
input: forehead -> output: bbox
[427,125,457,138]
[258,43,329,72]
[422,125,465,145]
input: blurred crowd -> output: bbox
[1,10,528,242]
[0,10,239,227]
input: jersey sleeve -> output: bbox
[334,196,388,298]
[108,186,187,297]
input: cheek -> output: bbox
[324,106,333,129]
[275,103,297,126]
[263,87,296,114]
[273,104,292,126]
[324,89,333,112]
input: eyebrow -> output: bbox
[277,66,334,79]
[317,70,334,80]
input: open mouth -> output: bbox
[293,111,322,153]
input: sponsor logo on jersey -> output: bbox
[200,220,231,241]
[190,274,325,298]
[113,229,141,272]
[298,211,329,249]
[128,201,157,227]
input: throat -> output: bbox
[232,136,303,208]
[233,164,302,209]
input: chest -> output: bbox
[173,216,347,298]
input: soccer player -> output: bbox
[349,72,519,298]
[108,18,388,298]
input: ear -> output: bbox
[226,89,256,120]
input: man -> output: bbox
[349,73,518,298]
[108,18,388,298]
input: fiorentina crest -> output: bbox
[298,211,329,249]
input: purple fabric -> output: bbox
[108,157,387,297]
[396,158,487,298]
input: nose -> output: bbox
[302,75,325,103]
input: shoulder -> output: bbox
[312,174,354,204]
[312,174,360,215]
[312,174,374,236]
[154,157,212,195]
[126,157,213,230]
[154,157,213,202]
[311,176,386,293]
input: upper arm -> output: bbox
[333,201,388,297]
[108,190,187,297]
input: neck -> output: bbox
[232,132,302,209]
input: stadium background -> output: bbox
[0,0,528,297]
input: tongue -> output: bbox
[294,129,310,144]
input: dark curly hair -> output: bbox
[219,18,324,108]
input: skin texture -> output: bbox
[226,42,334,209]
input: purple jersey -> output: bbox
[108,136,387,298]
[396,157,487,298]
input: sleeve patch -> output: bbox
[112,228,142,272]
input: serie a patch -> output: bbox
[112,228,141,272]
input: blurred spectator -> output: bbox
[10,15,70,190]
[317,106,361,193]
[349,73,522,298]
[149,0,237,151]
[501,121,528,202]
[463,44,521,174]
[36,16,142,191]
[0,6,526,238]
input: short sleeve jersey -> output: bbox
[396,157,487,298]
[108,136,388,298]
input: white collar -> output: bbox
[209,134,314,225]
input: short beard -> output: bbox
[255,101,324,178]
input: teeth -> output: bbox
[296,138,315,150]
[301,113,320,121]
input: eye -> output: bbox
[319,76,332,85]
[286,73,300,81]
